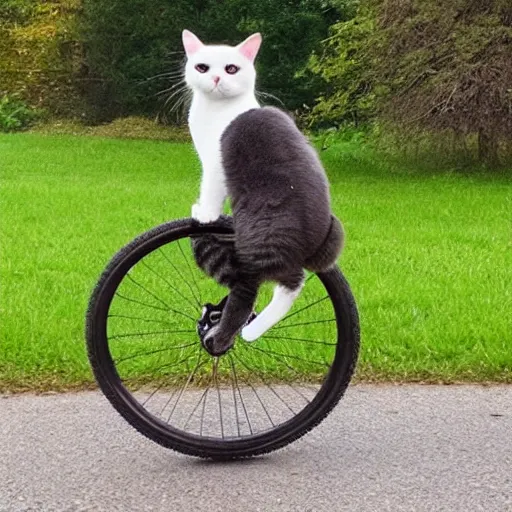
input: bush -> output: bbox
[0,1,83,120]
[30,116,191,142]
[78,0,346,121]
[0,95,40,132]
[309,0,512,168]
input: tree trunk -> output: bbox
[478,128,500,168]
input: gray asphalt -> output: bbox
[1,385,511,512]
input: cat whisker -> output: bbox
[256,91,285,108]
[156,81,187,98]
[161,82,187,98]
[160,88,192,124]
[164,94,190,115]
[157,92,191,124]
[150,69,184,77]
[169,88,189,106]
[169,92,192,114]
[141,72,185,84]
[162,55,186,65]
[162,86,190,111]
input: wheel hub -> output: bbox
[196,296,257,356]
[197,296,228,356]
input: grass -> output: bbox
[0,133,511,392]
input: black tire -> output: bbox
[86,218,360,460]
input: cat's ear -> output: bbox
[236,33,262,63]
[182,30,204,56]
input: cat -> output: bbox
[182,30,344,356]
[182,29,261,224]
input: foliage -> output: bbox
[0,0,36,23]
[77,0,347,121]
[307,9,376,127]
[0,0,83,116]
[309,0,512,166]
[375,0,512,167]
[1,0,357,121]
[30,116,191,141]
[0,95,40,132]
[236,0,343,111]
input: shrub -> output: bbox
[0,95,40,132]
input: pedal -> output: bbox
[197,296,257,342]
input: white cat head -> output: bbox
[182,30,262,100]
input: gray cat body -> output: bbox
[192,106,343,355]
[223,106,342,273]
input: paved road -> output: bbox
[1,385,511,512]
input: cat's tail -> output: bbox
[304,215,344,273]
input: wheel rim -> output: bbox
[91,222,351,448]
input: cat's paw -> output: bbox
[191,203,221,224]
[241,322,262,342]
[240,312,259,342]
[202,325,234,356]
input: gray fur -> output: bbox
[191,107,343,355]
[191,216,239,288]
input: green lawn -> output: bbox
[0,133,511,392]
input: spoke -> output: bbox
[213,358,225,439]
[304,273,316,285]
[271,318,336,330]
[115,293,169,313]
[159,247,201,308]
[141,381,167,407]
[246,343,331,368]
[261,334,336,347]
[200,379,209,437]
[235,369,275,429]
[228,355,242,437]
[147,351,200,375]
[167,350,206,423]
[280,296,329,324]
[125,273,197,322]
[232,352,296,415]
[110,329,197,341]
[140,259,198,313]
[183,370,213,431]
[177,240,202,306]
[108,314,186,328]
[115,292,195,324]
[240,344,319,397]
[125,273,173,310]
[287,385,312,404]
[228,354,253,436]
[158,387,180,418]
[115,342,198,364]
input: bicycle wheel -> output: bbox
[86,218,360,459]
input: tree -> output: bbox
[307,6,375,127]
[236,0,344,111]
[77,0,346,121]
[310,0,512,166]
[0,0,82,116]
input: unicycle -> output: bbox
[85,217,360,459]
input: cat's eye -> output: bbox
[225,64,240,75]
[195,64,209,73]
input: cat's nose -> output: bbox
[213,76,220,85]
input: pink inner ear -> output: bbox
[182,30,203,56]
[237,33,262,63]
